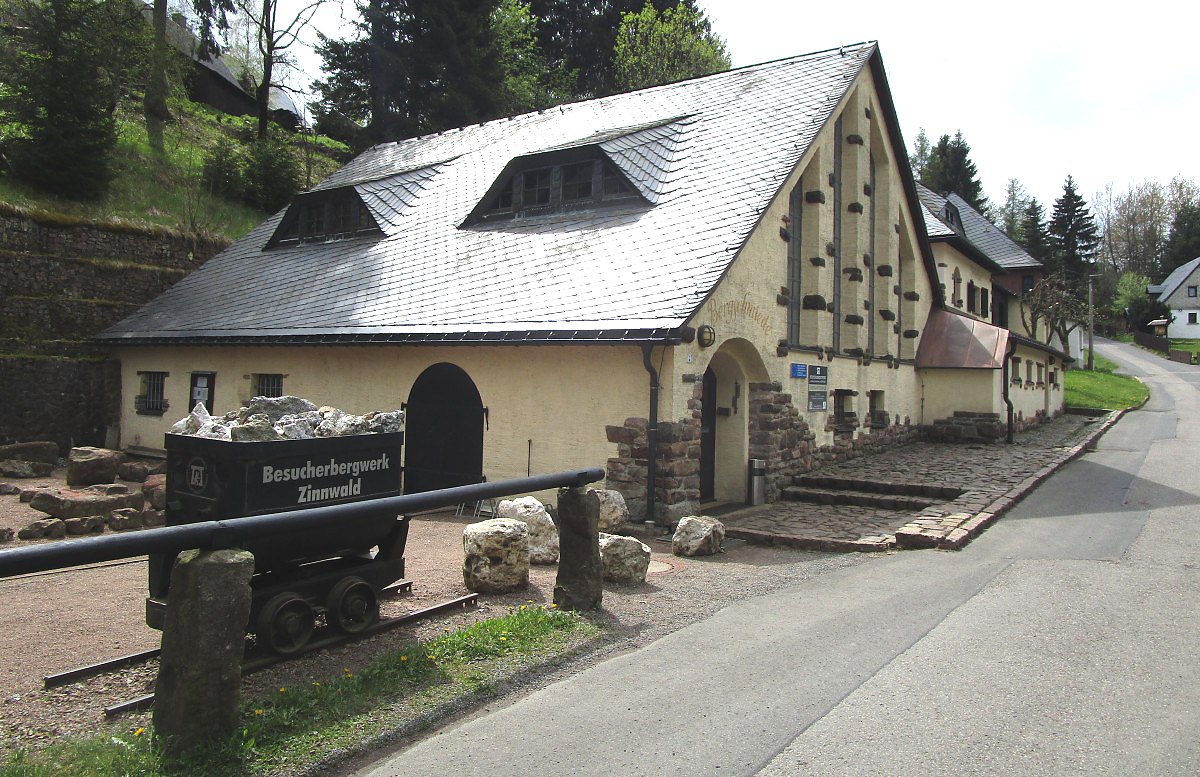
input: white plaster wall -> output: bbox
[117,344,649,498]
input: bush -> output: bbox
[243,134,300,212]
[201,134,246,200]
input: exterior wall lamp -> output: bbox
[697,325,716,348]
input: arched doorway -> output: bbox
[698,339,769,505]
[404,363,485,494]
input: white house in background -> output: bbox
[1148,257,1200,338]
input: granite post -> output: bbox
[553,486,602,610]
[153,548,254,757]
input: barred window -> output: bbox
[135,371,169,415]
[254,373,284,398]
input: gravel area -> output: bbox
[0,479,864,757]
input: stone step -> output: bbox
[780,486,934,511]
[791,475,962,501]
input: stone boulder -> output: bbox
[598,533,651,584]
[18,518,66,540]
[496,496,559,564]
[143,474,168,510]
[142,508,166,527]
[592,489,630,532]
[463,518,530,593]
[0,459,52,478]
[672,515,725,557]
[64,515,105,535]
[0,527,13,543]
[66,447,124,487]
[117,460,155,483]
[19,488,44,503]
[0,441,59,464]
[29,487,143,520]
[0,483,20,495]
[108,508,144,531]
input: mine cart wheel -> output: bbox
[325,576,379,635]
[257,592,315,655]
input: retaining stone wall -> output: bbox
[0,207,228,450]
[0,356,120,452]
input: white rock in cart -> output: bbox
[333,414,371,436]
[230,415,283,442]
[365,410,405,434]
[598,532,651,584]
[195,421,232,441]
[496,496,559,564]
[462,518,530,593]
[276,418,316,439]
[239,396,319,424]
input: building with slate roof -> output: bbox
[99,42,1058,521]
[915,185,1070,439]
[1148,256,1200,338]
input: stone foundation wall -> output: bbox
[606,380,921,522]
[605,416,701,524]
[924,407,1059,443]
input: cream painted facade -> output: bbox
[931,243,993,322]
[120,344,651,497]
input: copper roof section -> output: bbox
[916,309,1009,369]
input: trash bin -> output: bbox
[747,458,766,506]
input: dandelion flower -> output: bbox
[500,636,507,641]
[279,687,286,693]
[400,655,408,662]
[133,727,145,737]
[254,709,264,716]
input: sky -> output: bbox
[282,0,1199,212]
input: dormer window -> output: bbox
[942,202,965,237]
[269,188,382,247]
[478,156,639,222]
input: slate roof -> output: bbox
[101,43,909,345]
[917,185,1040,272]
[1149,256,1200,303]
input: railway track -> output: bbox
[38,585,478,717]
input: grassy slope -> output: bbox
[0,102,349,242]
[1064,351,1149,410]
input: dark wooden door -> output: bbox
[700,367,716,501]
[404,363,485,494]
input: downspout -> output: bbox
[640,344,660,526]
[1002,336,1015,444]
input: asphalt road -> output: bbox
[350,338,1199,777]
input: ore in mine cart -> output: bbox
[146,431,407,655]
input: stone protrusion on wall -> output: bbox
[848,202,864,214]
[903,290,921,301]
[923,411,1005,443]
[809,256,826,267]
[605,413,700,524]
[879,309,896,321]
[877,264,893,277]
[802,295,829,311]
[805,190,827,204]
[844,314,864,326]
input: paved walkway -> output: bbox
[722,411,1122,552]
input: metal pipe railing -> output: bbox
[0,468,604,579]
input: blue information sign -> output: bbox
[790,363,808,379]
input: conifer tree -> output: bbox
[998,179,1030,238]
[1048,175,1100,288]
[918,130,988,214]
[1019,198,1050,262]
[1160,203,1200,276]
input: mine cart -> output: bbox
[147,432,406,654]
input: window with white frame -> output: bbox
[135,371,169,415]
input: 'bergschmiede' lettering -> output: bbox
[262,452,390,484]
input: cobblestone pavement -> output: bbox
[723,412,1121,552]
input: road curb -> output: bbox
[934,408,1127,551]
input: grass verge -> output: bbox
[1,604,599,777]
[1064,350,1148,410]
